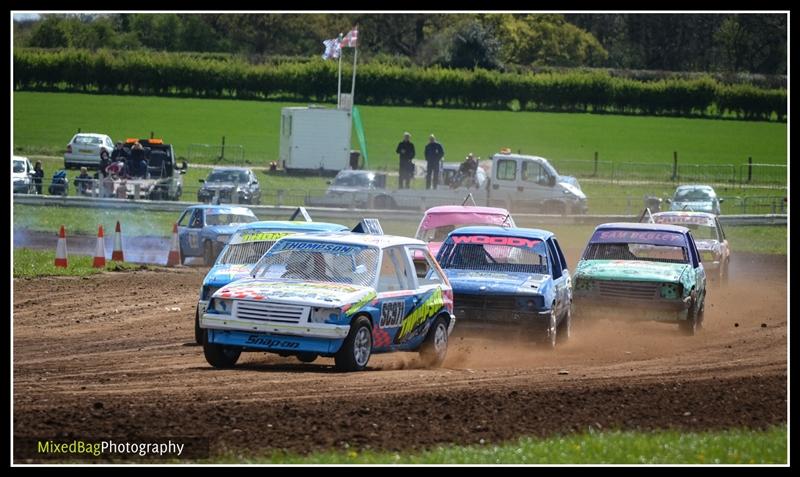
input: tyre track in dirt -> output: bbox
[13,252,787,458]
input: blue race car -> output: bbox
[176,205,258,265]
[194,217,349,344]
[436,226,572,348]
[200,232,455,371]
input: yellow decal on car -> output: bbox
[238,232,291,243]
[345,291,377,316]
[398,288,443,339]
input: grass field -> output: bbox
[210,426,787,464]
[13,92,787,169]
[13,248,153,278]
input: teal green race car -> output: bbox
[573,223,707,335]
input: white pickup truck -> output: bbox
[306,151,587,214]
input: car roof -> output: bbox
[72,133,110,138]
[595,222,689,233]
[184,205,255,214]
[675,184,716,192]
[423,205,510,216]
[209,167,252,172]
[275,232,425,248]
[448,225,553,241]
[12,155,28,162]
[652,211,717,222]
[235,221,348,233]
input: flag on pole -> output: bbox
[340,27,358,48]
[322,37,341,60]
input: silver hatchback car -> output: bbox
[64,133,114,169]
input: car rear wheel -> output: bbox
[679,299,702,336]
[203,241,214,266]
[420,316,449,368]
[203,341,241,368]
[335,316,372,372]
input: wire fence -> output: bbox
[549,158,786,189]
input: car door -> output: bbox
[546,238,569,320]
[686,232,706,302]
[491,156,519,209]
[551,237,571,305]
[374,246,419,350]
[518,159,554,212]
[179,208,204,256]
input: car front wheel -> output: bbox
[203,340,241,368]
[542,308,558,350]
[335,316,372,372]
[557,305,572,344]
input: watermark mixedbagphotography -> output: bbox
[15,437,210,461]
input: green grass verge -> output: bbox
[13,248,154,278]
[14,92,787,169]
[208,426,786,464]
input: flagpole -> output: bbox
[337,51,343,108]
[350,46,358,111]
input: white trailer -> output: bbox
[279,106,351,174]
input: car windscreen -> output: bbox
[207,171,249,183]
[438,235,548,274]
[252,240,379,287]
[216,231,295,265]
[583,229,689,264]
[419,223,509,242]
[74,136,102,145]
[205,213,257,226]
[13,161,25,173]
[675,189,712,201]
[333,173,372,187]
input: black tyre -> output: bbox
[420,316,449,368]
[679,298,702,336]
[373,195,395,209]
[203,241,214,266]
[556,305,572,344]
[203,340,241,368]
[296,353,318,363]
[541,307,558,350]
[335,316,372,372]
[194,305,203,345]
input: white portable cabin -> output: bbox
[279,106,351,173]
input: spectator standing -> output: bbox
[98,149,111,178]
[74,167,94,195]
[458,153,479,188]
[32,160,44,195]
[129,142,147,178]
[424,134,445,190]
[396,132,415,189]
[110,142,128,162]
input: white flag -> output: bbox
[322,38,341,60]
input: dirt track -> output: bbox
[13,252,787,460]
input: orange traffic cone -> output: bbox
[93,225,106,268]
[112,221,125,261]
[166,223,181,267]
[54,225,68,268]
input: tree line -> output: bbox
[14,48,786,121]
[13,13,787,75]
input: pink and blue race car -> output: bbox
[436,226,572,348]
[200,232,455,371]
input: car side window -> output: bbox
[546,240,563,279]
[495,159,517,181]
[407,246,442,286]
[686,233,700,268]
[377,248,411,292]
[522,161,546,184]
[189,209,204,228]
[551,237,568,271]
[177,210,190,227]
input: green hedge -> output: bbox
[13,49,786,121]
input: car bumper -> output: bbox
[64,155,101,167]
[452,307,551,332]
[573,294,691,322]
[208,328,345,355]
[202,312,351,339]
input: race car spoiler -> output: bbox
[351,218,384,235]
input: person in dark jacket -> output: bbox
[424,134,445,190]
[98,149,111,178]
[32,160,44,195]
[396,132,415,189]
[74,167,94,195]
[110,142,128,162]
[129,142,147,178]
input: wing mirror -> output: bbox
[326,180,332,185]
[548,175,556,187]
[665,198,672,204]
[199,179,205,183]
[719,198,724,203]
